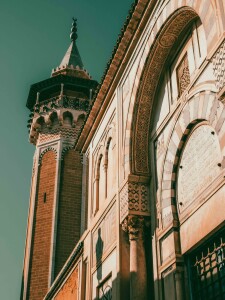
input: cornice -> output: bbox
[76,0,157,152]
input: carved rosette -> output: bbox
[122,215,146,240]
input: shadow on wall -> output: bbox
[96,227,104,282]
[93,226,155,300]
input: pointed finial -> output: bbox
[70,18,78,41]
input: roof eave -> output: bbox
[26,75,98,109]
[76,0,157,152]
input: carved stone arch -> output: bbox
[39,147,57,164]
[160,91,225,227]
[131,7,200,176]
[126,0,221,177]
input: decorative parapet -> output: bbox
[33,95,90,114]
[119,175,150,223]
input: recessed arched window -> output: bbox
[49,111,59,127]
[170,19,207,102]
[105,137,115,199]
[63,111,73,127]
[35,116,45,130]
[94,153,104,214]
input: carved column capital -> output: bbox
[122,215,147,240]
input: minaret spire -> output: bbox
[52,18,90,79]
[70,17,78,41]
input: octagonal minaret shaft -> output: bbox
[21,19,98,300]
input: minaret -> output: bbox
[21,19,97,300]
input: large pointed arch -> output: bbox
[127,1,220,176]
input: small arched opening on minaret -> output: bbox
[63,111,73,127]
[49,111,59,127]
[34,116,45,131]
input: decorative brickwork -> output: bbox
[39,146,57,164]
[54,149,83,278]
[27,151,56,300]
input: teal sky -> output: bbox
[0,1,133,298]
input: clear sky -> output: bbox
[0,0,133,298]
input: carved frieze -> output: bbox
[36,95,90,114]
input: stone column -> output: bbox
[174,269,185,300]
[122,215,148,300]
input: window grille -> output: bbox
[188,229,225,300]
[98,275,112,300]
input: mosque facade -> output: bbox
[21,1,225,299]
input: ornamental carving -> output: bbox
[177,53,190,96]
[121,215,146,240]
[35,95,90,114]
[212,40,225,92]
[120,180,150,223]
[132,8,197,175]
